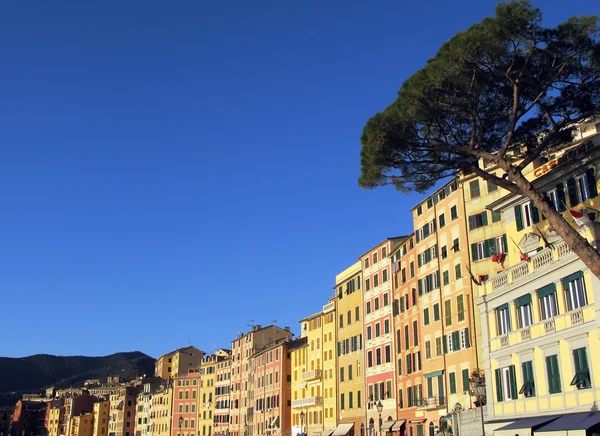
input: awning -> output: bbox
[333,424,354,436]
[424,371,443,379]
[495,415,560,436]
[318,431,334,436]
[381,421,395,431]
[536,413,600,433]
[391,421,406,431]
[410,419,426,424]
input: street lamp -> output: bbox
[300,411,305,435]
[453,403,463,436]
[178,416,183,436]
[376,401,383,436]
[470,374,486,436]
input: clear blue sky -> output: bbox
[0,1,595,358]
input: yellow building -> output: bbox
[152,382,174,436]
[155,347,205,379]
[69,413,94,436]
[48,405,64,436]
[198,350,230,436]
[92,401,109,436]
[291,301,336,436]
[333,262,364,436]
[479,132,600,435]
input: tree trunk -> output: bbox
[510,169,600,280]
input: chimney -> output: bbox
[284,326,290,332]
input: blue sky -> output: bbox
[0,0,595,358]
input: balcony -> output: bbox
[301,370,322,382]
[491,241,572,291]
[491,305,594,353]
[291,397,323,408]
[417,396,446,410]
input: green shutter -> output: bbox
[495,368,503,402]
[443,337,448,354]
[418,279,423,296]
[509,365,518,399]
[464,328,470,348]
[531,203,540,223]
[471,243,479,261]
[452,331,460,350]
[502,234,508,253]
[462,369,470,392]
[484,238,493,258]
[418,255,422,267]
[556,183,566,211]
[515,205,524,231]
[537,283,556,298]
[567,177,579,206]
[561,271,583,289]
[573,348,582,373]
[449,372,456,394]
[515,294,532,308]
[482,211,488,226]
[586,168,598,198]
[337,342,341,356]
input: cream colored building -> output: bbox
[69,413,94,436]
[152,382,174,436]
[92,401,109,436]
[155,347,205,379]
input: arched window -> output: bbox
[429,422,435,436]
[361,424,365,436]
[369,418,376,436]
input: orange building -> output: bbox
[171,370,201,436]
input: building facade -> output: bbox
[213,352,231,436]
[155,347,204,380]
[92,401,109,436]
[362,238,406,436]
[479,133,600,435]
[108,387,138,436]
[171,370,201,436]
[151,383,173,436]
[334,262,364,436]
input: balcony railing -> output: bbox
[291,397,323,408]
[570,309,584,325]
[520,327,531,341]
[301,370,322,382]
[500,335,509,348]
[417,396,445,410]
[543,319,556,334]
[491,241,572,291]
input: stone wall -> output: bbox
[455,406,486,436]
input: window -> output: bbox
[410,262,415,278]
[366,301,371,314]
[571,347,591,389]
[348,391,353,409]
[425,341,431,359]
[470,180,480,199]
[441,246,447,259]
[348,364,353,380]
[433,304,440,321]
[423,308,430,325]
[382,247,387,258]
[469,212,488,230]
[516,294,533,328]
[453,238,460,251]
[398,389,403,409]
[444,300,452,327]
[373,252,378,264]
[385,346,391,363]
[375,297,380,310]
[384,319,390,334]
[520,361,535,397]
[355,306,360,321]
[514,202,540,230]
[546,355,561,394]
[375,323,381,337]
[413,321,418,346]
[449,372,456,394]
[417,205,423,216]
[462,368,470,393]
[456,295,465,322]
[537,284,558,320]
[398,357,402,375]
[496,304,511,335]
[439,213,446,228]
[547,186,566,212]
[451,205,458,220]
[366,279,370,291]
[487,179,498,193]
[495,366,517,402]
[367,326,372,340]
[367,351,373,367]
[340,393,345,410]
[443,270,449,286]
[567,169,598,206]
[446,333,454,353]
[357,390,362,408]
[405,326,409,350]
[563,272,587,311]
[376,349,382,365]
[339,315,344,328]
[402,268,406,284]
[492,210,502,222]
[455,264,462,279]
[383,270,388,283]
[340,368,345,382]
[347,310,351,325]
[383,293,389,306]
[435,337,442,356]
[374,274,379,287]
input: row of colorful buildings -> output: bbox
[7,120,600,436]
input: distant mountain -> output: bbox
[0,352,155,405]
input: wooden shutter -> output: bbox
[495,368,503,402]
[471,243,479,261]
[556,183,566,211]
[531,203,540,224]
[515,205,523,231]
[586,168,598,198]
[509,365,518,399]
[567,177,579,206]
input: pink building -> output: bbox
[171,370,201,436]
[361,238,408,436]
